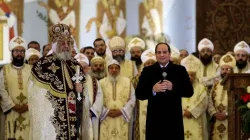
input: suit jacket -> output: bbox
[135,61,193,140]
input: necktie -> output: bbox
[162,66,166,71]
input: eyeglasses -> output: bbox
[13,50,25,54]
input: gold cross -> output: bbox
[14,37,24,44]
[132,38,141,44]
[146,52,155,57]
[16,93,27,103]
[222,55,232,63]
[217,103,226,113]
[217,123,226,133]
[48,63,60,73]
[184,130,192,138]
[240,42,246,48]
[111,128,119,136]
[16,114,26,125]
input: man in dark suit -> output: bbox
[135,43,194,140]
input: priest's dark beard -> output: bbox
[12,55,24,67]
[131,56,142,66]
[113,55,125,63]
[96,49,106,56]
[56,52,72,61]
[236,59,247,69]
[89,70,106,80]
[200,55,212,66]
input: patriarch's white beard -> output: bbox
[56,52,72,61]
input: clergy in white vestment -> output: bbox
[233,41,250,73]
[196,38,219,87]
[28,24,89,140]
[99,59,136,140]
[75,53,104,140]
[1,36,31,140]
[109,36,138,80]
[25,48,41,65]
[133,49,156,140]
[181,55,209,140]
[128,37,146,73]
[207,54,236,140]
[0,67,15,140]
[89,56,106,80]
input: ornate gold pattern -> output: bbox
[131,38,141,44]
[13,36,24,44]
[31,54,84,98]
[198,0,250,53]
[184,130,192,138]
[48,63,60,73]
[217,103,226,113]
[222,55,232,63]
[111,128,119,136]
[240,42,246,48]
[46,92,78,139]
[217,123,226,133]
[16,93,26,103]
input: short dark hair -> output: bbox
[180,49,189,54]
[42,44,50,52]
[93,38,105,47]
[83,46,95,53]
[155,43,171,53]
[28,41,40,48]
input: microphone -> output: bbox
[162,72,167,80]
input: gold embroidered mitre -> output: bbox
[128,37,145,51]
[141,49,156,64]
[91,56,105,64]
[219,54,236,68]
[109,36,125,51]
[181,55,202,72]
[9,36,26,51]
[49,24,71,43]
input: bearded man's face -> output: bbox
[130,47,143,66]
[112,49,125,63]
[199,48,213,65]
[235,50,248,69]
[12,46,25,66]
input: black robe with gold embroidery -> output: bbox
[29,53,85,140]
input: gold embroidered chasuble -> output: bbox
[208,80,228,140]
[28,54,87,140]
[85,74,103,140]
[99,76,135,140]
[3,63,31,140]
[196,61,218,86]
[119,59,138,80]
[182,81,208,140]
